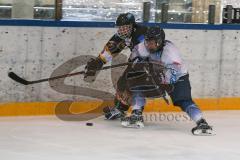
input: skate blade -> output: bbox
[104,115,121,120]
[121,121,144,129]
[192,129,216,136]
[104,117,120,121]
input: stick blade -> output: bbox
[8,72,30,85]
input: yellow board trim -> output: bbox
[0,97,240,116]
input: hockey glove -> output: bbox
[84,57,104,82]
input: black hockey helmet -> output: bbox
[116,13,136,26]
[144,26,165,53]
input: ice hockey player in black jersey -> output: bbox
[84,12,148,121]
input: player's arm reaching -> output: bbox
[84,12,138,82]
[157,41,188,85]
[84,35,126,82]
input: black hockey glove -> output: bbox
[84,57,104,82]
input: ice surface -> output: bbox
[0,111,240,160]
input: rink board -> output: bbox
[0,21,239,117]
[0,97,240,116]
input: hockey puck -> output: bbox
[86,122,93,126]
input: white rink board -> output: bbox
[0,26,239,102]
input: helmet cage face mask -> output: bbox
[116,24,133,39]
[144,27,165,53]
[144,37,163,53]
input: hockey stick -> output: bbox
[8,62,131,85]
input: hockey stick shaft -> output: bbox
[9,62,131,85]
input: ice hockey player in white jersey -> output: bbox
[124,26,213,135]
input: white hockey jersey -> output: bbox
[130,40,188,84]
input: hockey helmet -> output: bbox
[144,26,165,53]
